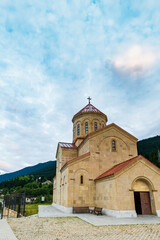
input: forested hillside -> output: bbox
[137,135,160,167]
[0,161,56,183]
[0,175,53,202]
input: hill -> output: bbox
[137,135,160,155]
[137,135,160,167]
[0,161,56,183]
[31,161,56,180]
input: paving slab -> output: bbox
[77,213,160,226]
[38,205,160,226]
[0,219,18,240]
[38,205,74,217]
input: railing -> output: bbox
[1,193,26,219]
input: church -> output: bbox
[53,99,160,218]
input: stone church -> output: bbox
[53,100,160,218]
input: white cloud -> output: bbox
[0,160,15,172]
[113,45,158,77]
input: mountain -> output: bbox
[137,135,160,155]
[137,135,160,167]
[0,161,56,183]
[31,161,56,180]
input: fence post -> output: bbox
[17,194,21,218]
[23,193,26,216]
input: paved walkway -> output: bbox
[0,219,17,240]
[38,205,160,226]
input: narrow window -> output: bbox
[94,122,97,131]
[80,175,83,185]
[77,124,80,136]
[102,124,104,128]
[85,122,88,133]
[112,140,116,151]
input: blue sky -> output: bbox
[0,0,160,172]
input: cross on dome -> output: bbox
[87,96,92,104]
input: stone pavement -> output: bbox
[38,205,160,226]
[8,215,160,240]
[0,219,17,240]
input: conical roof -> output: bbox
[72,103,107,122]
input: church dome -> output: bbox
[72,101,108,144]
[72,103,107,122]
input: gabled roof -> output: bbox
[94,155,160,181]
[59,142,77,148]
[76,123,137,150]
[61,152,90,171]
[88,123,138,141]
[72,103,107,122]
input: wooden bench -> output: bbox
[73,207,90,213]
[90,207,102,215]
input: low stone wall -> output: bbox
[2,207,18,219]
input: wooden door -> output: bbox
[140,192,152,215]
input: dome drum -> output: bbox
[72,104,108,143]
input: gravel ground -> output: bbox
[8,215,160,240]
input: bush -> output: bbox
[34,194,52,203]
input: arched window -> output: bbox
[85,122,88,133]
[94,122,97,131]
[77,124,80,136]
[80,175,84,185]
[112,140,116,151]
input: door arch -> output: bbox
[132,178,155,215]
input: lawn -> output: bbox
[25,203,51,216]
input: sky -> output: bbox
[0,0,160,172]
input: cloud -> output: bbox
[112,45,158,78]
[0,160,15,172]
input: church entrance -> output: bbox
[134,192,152,215]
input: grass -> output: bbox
[25,203,51,216]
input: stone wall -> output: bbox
[2,207,18,218]
[88,125,137,179]
[67,155,95,207]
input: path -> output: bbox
[0,219,17,240]
[39,205,160,226]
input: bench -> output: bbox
[90,207,102,215]
[73,207,90,213]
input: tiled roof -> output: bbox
[59,142,77,148]
[72,104,107,120]
[94,155,160,180]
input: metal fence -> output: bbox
[1,193,26,218]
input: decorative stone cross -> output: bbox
[87,96,92,104]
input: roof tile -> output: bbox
[73,103,107,120]
[59,142,77,148]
